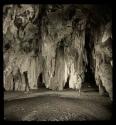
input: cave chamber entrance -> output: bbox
[84,24,97,88]
[64,75,70,89]
[37,73,46,88]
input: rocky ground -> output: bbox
[4,87,112,121]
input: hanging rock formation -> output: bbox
[3,5,112,99]
[94,22,112,100]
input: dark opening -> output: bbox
[84,25,96,87]
[64,75,70,89]
[13,76,15,91]
[11,71,15,91]
[23,71,30,91]
[84,65,96,87]
[37,73,45,88]
[5,43,10,50]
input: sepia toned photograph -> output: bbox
[3,4,112,121]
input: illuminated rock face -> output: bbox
[94,22,112,100]
[3,5,112,99]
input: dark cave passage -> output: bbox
[84,65,96,87]
[37,73,45,88]
[84,26,96,88]
[64,75,70,89]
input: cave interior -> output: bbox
[3,4,112,98]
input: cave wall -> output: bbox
[94,22,112,100]
[3,4,112,99]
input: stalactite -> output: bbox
[3,5,112,100]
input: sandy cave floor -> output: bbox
[4,87,112,121]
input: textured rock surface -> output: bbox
[94,22,112,100]
[3,5,112,99]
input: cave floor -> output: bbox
[4,87,112,121]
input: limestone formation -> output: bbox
[3,5,112,100]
